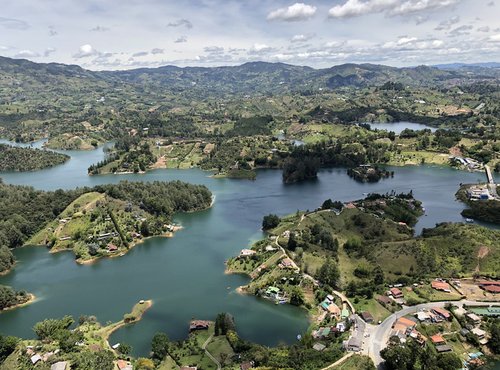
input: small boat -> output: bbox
[465,218,474,223]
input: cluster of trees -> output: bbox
[214,312,236,336]
[347,166,393,183]
[226,116,273,137]
[321,199,343,211]
[0,179,86,250]
[381,337,462,370]
[262,214,280,230]
[95,180,212,217]
[0,144,69,172]
[282,156,320,183]
[0,285,29,310]
[0,246,14,274]
[316,259,340,289]
[0,334,18,364]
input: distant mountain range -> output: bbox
[433,62,500,69]
[0,56,499,98]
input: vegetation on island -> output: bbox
[347,165,393,183]
[26,181,212,263]
[228,192,499,318]
[0,285,32,311]
[0,144,69,172]
[456,184,500,225]
[0,179,212,266]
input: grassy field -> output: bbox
[333,354,375,369]
[353,298,392,323]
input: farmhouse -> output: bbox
[431,281,451,292]
[389,287,403,299]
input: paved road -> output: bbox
[366,300,500,369]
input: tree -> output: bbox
[373,265,385,285]
[151,332,169,360]
[436,352,462,370]
[215,313,236,336]
[140,220,150,237]
[33,316,74,340]
[287,233,298,251]
[289,286,305,306]
[117,343,132,355]
[135,358,155,370]
[0,246,14,274]
[316,259,340,288]
[0,285,17,310]
[490,320,500,354]
[0,334,19,363]
[262,214,280,230]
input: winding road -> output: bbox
[364,300,500,369]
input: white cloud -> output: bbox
[175,36,187,43]
[329,0,398,18]
[489,34,500,42]
[249,43,274,54]
[167,19,193,29]
[43,47,56,57]
[477,26,490,32]
[15,49,40,58]
[291,34,315,43]
[151,48,164,54]
[435,16,460,30]
[391,0,462,16]
[73,44,98,58]
[0,17,30,30]
[267,3,317,21]
[329,0,461,18]
[132,51,148,57]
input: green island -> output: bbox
[346,165,394,183]
[0,178,211,267]
[456,181,500,225]
[0,144,69,172]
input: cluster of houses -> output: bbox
[26,347,68,369]
[451,157,483,171]
[263,286,288,304]
[466,185,491,201]
[478,280,500,294]
[318,295,349,320]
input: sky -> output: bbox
[0,0,499,70]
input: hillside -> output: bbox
[0,179,212,264]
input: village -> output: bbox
[227,221,500,370]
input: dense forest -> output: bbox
[0,144,69,171]
[0,246,14,274]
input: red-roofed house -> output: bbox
[431,281,451,292]
[483,285,500,293]
[390,288,403,299]
[430,334,446,345]
[432,307,451,320]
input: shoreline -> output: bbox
[1,293,36,313]
[98,299,153,350]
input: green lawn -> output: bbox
[354,298,392,323]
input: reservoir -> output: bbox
[369,121,438,134]
[0,141,496,356]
